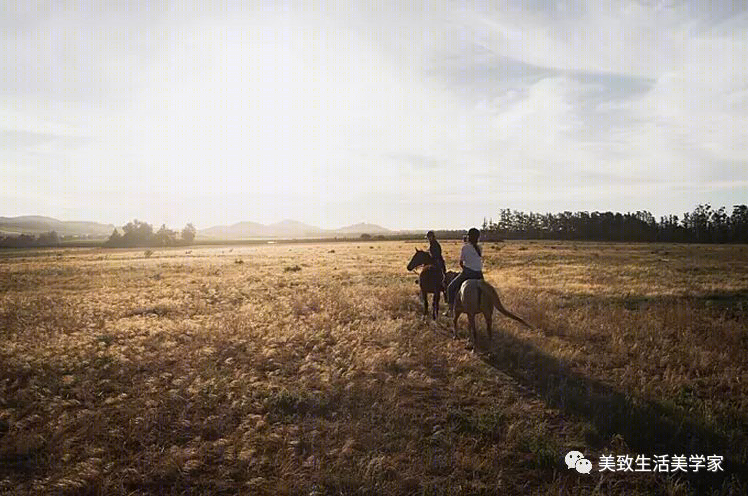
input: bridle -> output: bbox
[409,263,424,274]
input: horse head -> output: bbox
[407,248,433,271]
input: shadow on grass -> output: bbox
[471,329,748,494]
[551,289,748,312]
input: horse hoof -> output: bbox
[464,343,474,351]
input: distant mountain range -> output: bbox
[0,216,393,239]
[0,216,114,237]
[198,220,392,239]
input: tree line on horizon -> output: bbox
[0,230,63,248]
[479,204,748,243]
[104,220,196,248]
[2,205,747,248]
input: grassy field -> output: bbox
[1,240,747,495]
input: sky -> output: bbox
[2,0,747,230]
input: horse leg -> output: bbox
[433,291,440,320]
[421,289,428,316]
[452,306,462,339]
[467,313,477,349]
[485,310,493,341]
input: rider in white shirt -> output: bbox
[460,239,482,272]
[446,227,484,313]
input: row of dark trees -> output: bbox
[481,204,748,243]
[104,220,196,248]
[0,231,61,248]
[104,219,197,248]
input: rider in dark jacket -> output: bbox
[426,231,446,278]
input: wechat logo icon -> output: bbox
[565,450,592,474]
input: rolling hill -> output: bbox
[335,222,392,235]
[0,216,115,237]
[198,219,392,239]
[1,215,395,240]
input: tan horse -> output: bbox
[453,279,530,345]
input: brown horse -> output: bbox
[407,248,457,319]
[453,279,530,347]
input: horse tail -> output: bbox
[482,282,531,328]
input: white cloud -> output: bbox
[457,1,748,186]
[459,0,700,78]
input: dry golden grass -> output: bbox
[1,241,746,495]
